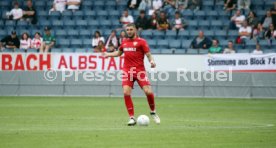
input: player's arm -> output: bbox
[103,50,123,57]
[145,52,156,68]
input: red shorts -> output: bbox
[122,70,150,88]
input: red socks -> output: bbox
[124,93,155,118]
[124,95,134,118]
[146,93,155,112]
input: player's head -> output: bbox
[125,23,137,39]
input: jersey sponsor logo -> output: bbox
[124,48,137,51]
[133,42,138,46]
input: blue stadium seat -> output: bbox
[0,30,6,38]
[161,49,173,54]
[182,40,192,49]
[75,48,87,53]
[5,20,15,27]
[198,20,210,30]
[199,49,209,54]
[76,20,88,29]
[187,20,198,30]
[83,39,92,48]
[52,20,63,29]
[207,11,218,20]
[84,10,97,20]
[174,49,186,54]
[156,40,169,49]
[108,10,120,20]
[97,10,108,20]
[263,49,275,53]
[88,20,99,29]
[17,20,28,29]
[34,1,45,10]
[79,29,92,39]
[58,39,70,48]
[93,1,105,11]
[147,39,156,49]
[55,29,67,39]
[62,48,75,53]
[71,39,83,48]
[259,40,270,49]
[178,30,190,40]
[62,11,73,20]
[99,20,111,29]
[165,30,177,40]
[204,30,214,38]
[194,11,206,20]
[105,1,116,10]
[237,49,250,53]
[186,48,199,54]
[181,10,193,20]
[67,29,79,39]
[211,20,223,30]
[169,40,182,49]
[140,30,152,39]
[190,30,199,38]
[220,40,229,48]
[72,11,84,20]
[103,29,112,37]
[202,1,214,11]
[37,10,48,18]
[49,11,61,21]
[82,1,93,10]
[228,30,239,39]
[64,20,75,30]
[150,48,161,54]
[51,48,62,53]
[246,39,257,49]
[39,20,51,27]
[215,30,227,40]
[27,48,39,53]
[19,29,30,36]
[152,31,165,40]
[111,21,121,29]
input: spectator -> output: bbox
[149,12,158,29]
[120,9,134,28]
[157,11,170,30]
[187,0,202,11]
[190,30,212,49]
[31,32,43,50]
[20,32,32,52]
[135,10,149,30]
[209,39,222,53]
[0,31,20,52]
[176,0,189,11]
[7,2,23,20]
[105,30,118,49]
[23,0,37,24]
[107,43,116,52]
[238,21,252,45]
[271,2,276,27]
[40,27,55,52]
[252,23,264,41]
[67,0,82,12]
[230,10,245,29]
[152,0,163,11]
[223,41,236,54]
[94,40,106,53]
[264,24,276,40]
[237,0,250,10]
[128,0,142,9]
[138,0,150,11]
[247,11,258,28]
[252,44,263,54]
[119,30,127,46]
[49,0,67,13]
[171,11,186,31]
[224,0,237,12]
[261,11,273,30]
[92,31,105,48]
[163,0,176,14]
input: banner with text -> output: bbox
[206,53,276,72]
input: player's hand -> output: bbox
[150,60,156,68]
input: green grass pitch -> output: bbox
[0,97,276,148]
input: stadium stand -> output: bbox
[0,0,276,54]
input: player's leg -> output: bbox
[39,42,45,52]
[45,45,50,52]
[141,85,160,124]
[123,85,136,126]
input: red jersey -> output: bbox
[119,37,150,71]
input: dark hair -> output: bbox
[21,32,29,40]
[140,10,145,14]
[175,11,180,15]
[34,32,41,37]
[228,40,233,43]
[94,31,101,37]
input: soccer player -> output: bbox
[103,23,160,126]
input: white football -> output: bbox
[137,115,150,126]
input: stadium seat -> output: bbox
[140,30,152,39]
[79,29,92,39]
[165,30,177,40]
[237,49,250,53]
[174,49,186,54]
[169,40,182,49]
[103,29,112,37]
[51,48,62,53]
[71,39,83,48]
[75,48,87,53]
[147,39,156,49]
[108,10,120,20]
[181,10,193,20]
[52,20,64,29]
[17,21,28,30]
[62,48,75,53]
[215,30,227,40]
[161,49,173,54]
[88,20,99,29]
[199,49,209,54]
[211,20,223,30]
[49,11,61,21]
[5,20,15,27]
[186,48,199,54]
[150,48,161,54]
[194,11,206,20]
[99,20,111,29]
[182,40,192,49]
[228,30,239,39]
[83,39,92,48]
[55,29,67,39]
[64,20,76,30]
[202,1,214,11]
[62,11,73,20]
[93,1,105,11]
[156,40,169,49]
[204,30,215,38]
[72,11,84,20]
[34,1,45,10]
[76,20,88,29]
[198,20,210,30]
[97,10,109,20]
[178,30,190,40]
[58,39,70,48]
[67,29,79,39]
[84,10,97,20]
[82,1,93,10]
[187,20,198,30]
[207,11,218,20]
[152,31,165,40]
